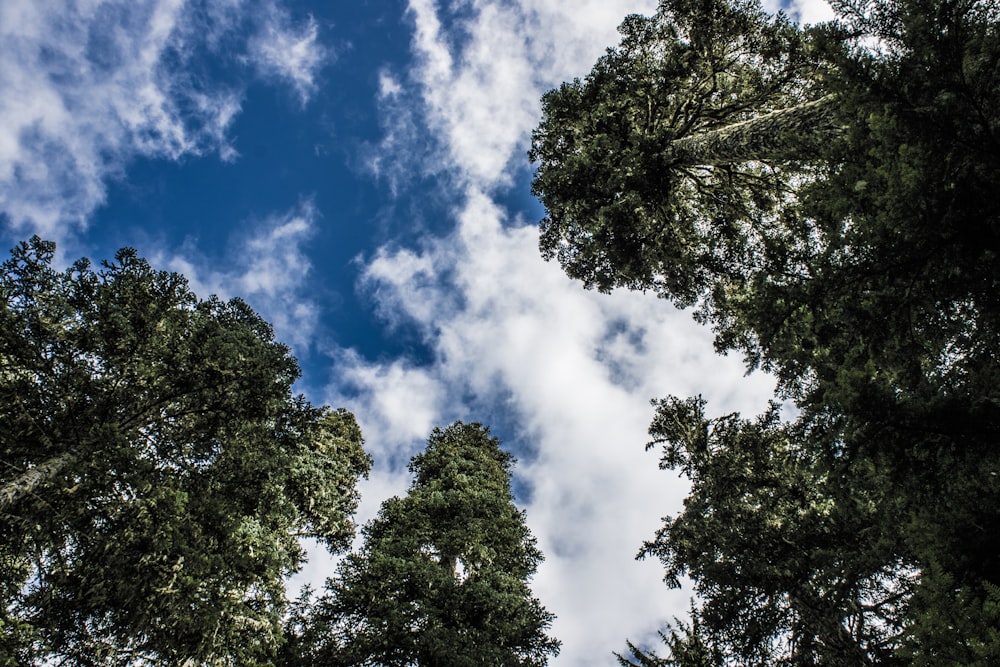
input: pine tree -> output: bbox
[532,0,1000,661]
[529,0,834,302]
[0,238,370,665]
[289,422,559,667]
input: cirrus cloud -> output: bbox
[324,2,831,663]
[0,0,328,239]
[152,199,322,353]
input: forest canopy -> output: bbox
[3,0,999,663]
[0,239,559,666]
[532,0,1000,663]
[0,237,371,664]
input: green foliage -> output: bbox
[530,0,831,302]
[617,606,723,667]
[0,237,370,665]
[289,422,559,667]
[631,397,914,665]
[899,566,1000,665]
[533,0,1000,662]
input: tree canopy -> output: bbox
[531,0,1000,405]
[620,397,916,665]
[532,0,1000,663]
[0,237,371,665]
[530,0,833,304]
[285,421,559,667]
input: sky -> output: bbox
[0,0,834,663]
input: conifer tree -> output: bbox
[0,238,370,665]
[529,0,833,303]
[532,0,1000,662]
[288,422,559,667]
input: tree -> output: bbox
[288,421,559,667]
[529,0,835,303]
[620,397,914,666]
[617,604,723,667]
[533,0,1000,660]
[0,237,371,665]
[529,0,1000,408]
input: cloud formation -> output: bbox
[0,0,326,238]
[154,200,322,352]
[329,1,832,663]
[246,8,328,106]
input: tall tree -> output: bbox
[530,0,1000,409]
[532,0,1000,662]
[287,422,559,667]
[620,397,914,666]
[529,0,834,303]
[0,237,371,665]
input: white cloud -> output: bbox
[363,0,657,190]
[246,7,328,106]
[334,184,775,664]
[0,0,230,236]
[326,0,830,662]
[377,69,403,99]
[760,0,836,24]
[0,0,330,239]
[329,350,452,457]
[154,200,321,352]
[362,242,450,333]
[783,0,836,25]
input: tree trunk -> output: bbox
[440,553,458,578]
[670,94,841,166]
[0,451,76,511]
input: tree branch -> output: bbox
[0,450,77,512]
[670,95,842,166]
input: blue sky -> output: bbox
[0,0,834,663]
